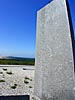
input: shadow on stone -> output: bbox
[0,95,29,100]
[42,90,75,100]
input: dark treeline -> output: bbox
[0,58,35,65]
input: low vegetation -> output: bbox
[29,78,32,81]
[10,84,17,89]
[0,58,35,65]
[24,76,32,84]
[25,76,32,81]
[6,71,13,75]
[3,68,7,71]
[0,79,5,82]
[25,76,30,80]
[24,80,29,84]
[0,72,3,74]
[29,86,32,88]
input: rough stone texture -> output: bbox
[34,0,75,100]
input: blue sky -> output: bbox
[0,0,75,58]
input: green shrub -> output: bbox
[25,76,32,81]
[3,68,7,71]
[25,76,30,80]
[29,78,32,81]
[0,72,3,74]
[0,80,5,82]
[10,84,17,89]
[24,80,29,84]
[29,86,32,88]
[6,71,13,75]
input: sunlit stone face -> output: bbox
[34,0,75,100]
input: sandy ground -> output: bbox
[0,66,35,100]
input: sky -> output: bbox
[0,0,75,58]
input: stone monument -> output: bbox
[34,0,75,100]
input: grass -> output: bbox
[29,86,32,88]
[23,68,26,70]
[25,76,32,81]
[3,68,7,71]
[0,72,3,74]
[10,84,17,89]
[24,80,29,84]
[6,71,13,75]
[25,76,30,80]
[24,76,32,84]
[32,97,34,100]
[29,78,32,81]
[0,79,5,82]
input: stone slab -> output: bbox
[0,95,29,100]
[34,0,75,100]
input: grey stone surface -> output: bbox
[34,0,75,100]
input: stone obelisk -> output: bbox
[34,0,75,100]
